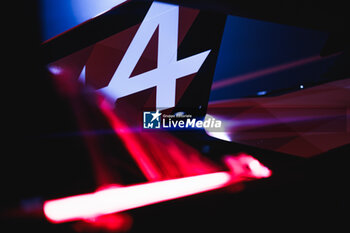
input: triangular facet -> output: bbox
[130,27,159,77]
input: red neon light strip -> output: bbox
[44,172,232,223]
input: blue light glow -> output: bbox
[210,15,330,102]
[41,0,127,41]
[257,90,267,96]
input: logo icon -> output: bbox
[143,110,162,129]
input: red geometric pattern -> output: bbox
[48,7,200,109]
[208,78,350,157]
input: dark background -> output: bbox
[2,1,349,232]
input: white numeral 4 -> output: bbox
[82,2,210,109]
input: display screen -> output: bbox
[3,1,349,232]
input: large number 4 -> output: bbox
[94,2,210,109]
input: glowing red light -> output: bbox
[44,172,232,223]
[248,159,272,178]
[73,214,133,232]
[98,99,220,181]
[223,153,272,178]
[44,153,271,224]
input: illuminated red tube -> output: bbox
[44,172,232,223]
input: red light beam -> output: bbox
[43,154,271,224]
[44,172,232,223]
